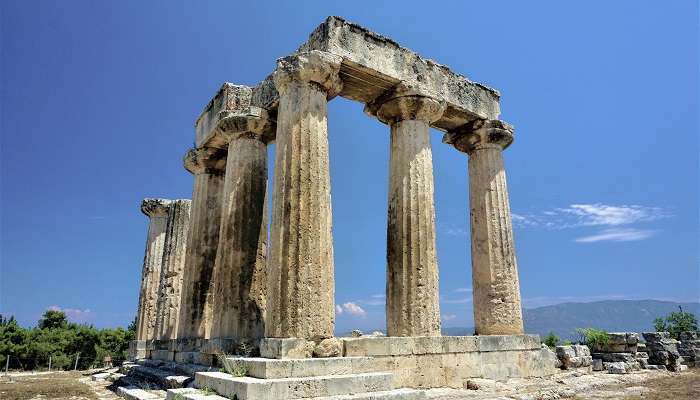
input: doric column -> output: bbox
[266,50,342,340]
[135,199,171,342]
[177,148,226,343]
[208,104,273,344]
[154,199,191,341]
[443,119,524,335]
[366,90,445,337]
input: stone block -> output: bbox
[592,359,603,371]
[441,336,477,353]
[221,356,378,379]
[259,338,315,359]
[314,338,343,358]
[592,352,637,363]
[555,345,592,369]
[174,351,214,366]
[604,362,627,374]
[679,331,698,341]
[475,335,541,352]
[194,371,393,400]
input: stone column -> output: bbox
[135,199,171,346]
[208,111,273,346]
[154,199,191,341]
[367,93,445,337]
[176,148,226,346]
[443,119,524,335]
[266,50,342,340]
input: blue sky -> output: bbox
[1,1,698,332]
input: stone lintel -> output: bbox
[299,16,501,130]
[342,335,541,357]
[194,83,276,149]
[194,17,501,146]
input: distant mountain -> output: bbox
[523,299,699,340]
[342,300,700,339]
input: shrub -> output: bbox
[576,328,610,348]
[542,332,560,348]
[653,306,699,339]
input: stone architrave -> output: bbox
[208,86,273,344]
[366,87,444,337]
[154,199,192,341]
[265,50,342,340]
[135,199,172,342]
[176,148,227,343]
[443,119,524,335]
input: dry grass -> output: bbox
[623,369,700,400]
[0,372,98,400]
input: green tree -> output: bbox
[653,306,699,339]
[38,310,68,329]
[542,332,560,348]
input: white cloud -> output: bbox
[513,204,670,230]
[48,305,94,323]
[442,314,457,322]
[454,287,472,293]
[371,294,385,299]
[574,228,656,243]
[337,302,366,318]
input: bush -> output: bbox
[0,310,135,371]
[576,328,610,348]
[542,332,560,348]
[653,306,699,340]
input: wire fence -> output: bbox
[2,354,127,374]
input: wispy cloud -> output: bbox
[453,287,472,294]
[336,302,366,318]
[513,204,671,229]
[48,305,94,323]
[575,228,656,243]
[513,203,670,243]
[442,314,457,322]
[441,297,472,304]
[357,294,385,306]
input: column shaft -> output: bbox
[386,119,441,336]
[468,146,524,335]
[209,136,268,341]
[177,149,226,340]
[267,75,337,340]
[135,200,170,341]
[154,199,191,341]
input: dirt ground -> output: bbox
[0,371,119,400]
[620,368,700,400]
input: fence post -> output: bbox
[48,356,52,372]
[73,353,80,371]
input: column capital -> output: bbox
[443,118,514,154]
[364,83,445,125]
[183,147,227,175]
[141,198,171,218]
[273,50,343,98]
[217,109,275,143]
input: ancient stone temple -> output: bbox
[129,16,556,399]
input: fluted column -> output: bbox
[177,148,226,343]
[266,50,342,340]
[154,199,191,341]
[135,199,171,342]
[368,93,445,337]
[443,119,524,335]
[208,112,273,344]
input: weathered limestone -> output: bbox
[443,119,524,335]
[135,199,172,343]
[265,50,342,341]
[177,148,227,344]
[555,345,593,370]
[197,84,273,350]
[365,87,444,337]
[154,199,191,341]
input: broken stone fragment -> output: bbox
[313,338,343,358]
